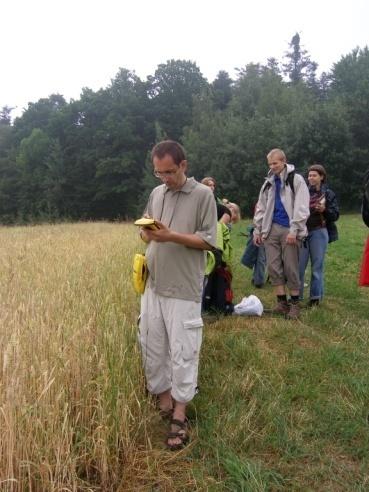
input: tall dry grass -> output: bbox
[3,219,367,491]
[0,223,196,491]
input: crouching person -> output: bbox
[138,140,217,450]
[253,148,310,319]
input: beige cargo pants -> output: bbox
[138,285,203,403]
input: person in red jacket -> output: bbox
[359,169,369,286]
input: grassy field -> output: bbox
[0,217,368,491]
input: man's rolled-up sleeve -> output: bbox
[196,191,217,249]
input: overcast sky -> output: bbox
[1,0,368,118]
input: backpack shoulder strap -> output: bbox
[285,170,295,194]
[263,171,297,194]
[262,179,272,193]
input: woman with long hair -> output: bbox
[299,164,339,306]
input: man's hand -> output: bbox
[143,220,211,249]
[286,233,297,245]
[143,220,172,243]
[139,214,159,242]
[254,234,263,246]
[139,228,150,243]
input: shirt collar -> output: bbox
[165,176,196,194]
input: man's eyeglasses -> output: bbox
[153,168,180,178]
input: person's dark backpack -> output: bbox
[263,171,295,194]
[362,169,369,228]
[202,265,234,315]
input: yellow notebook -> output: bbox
[134,218,159,230]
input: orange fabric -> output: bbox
[359,237,369,286]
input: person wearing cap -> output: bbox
[138,140,217,450]
[299,164,339,306]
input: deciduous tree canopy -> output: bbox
[0,36,368,223]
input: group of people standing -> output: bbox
[137,140,339,450]
[200,148,340,318]
[253,148,339,319]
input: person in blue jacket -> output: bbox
[299,164,339,306]
[241,225,266,288]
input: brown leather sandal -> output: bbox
[166,418,189,451]
[158,408,173,420]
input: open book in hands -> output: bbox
[134,217,160,230]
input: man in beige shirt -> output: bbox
[139,140,217,450]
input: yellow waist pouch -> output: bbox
[132,253,148,294]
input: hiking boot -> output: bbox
[286,302,300,319]
[272,300,290,315]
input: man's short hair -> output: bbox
[308,164,327,183]
[151,140,186,165]
[267,148,287,162]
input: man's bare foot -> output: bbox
[166,417,189,450]
[166,402,188,449]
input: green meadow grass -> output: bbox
[0,217,368,491]
[193,215,369,491]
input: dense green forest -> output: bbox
[1,34,368,223]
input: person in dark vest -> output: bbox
[298,164,339,306]
[201,177,232,225]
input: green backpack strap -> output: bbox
[220,222,232,265]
